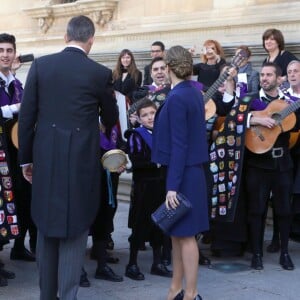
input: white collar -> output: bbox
[66,45,86,54]
[0,71,15,87]
[259,88,284,100]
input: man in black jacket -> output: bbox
[18,15,119,299]
[246,62,298,271]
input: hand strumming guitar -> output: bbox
[250,115,277,128]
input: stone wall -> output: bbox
[0,1,299,55]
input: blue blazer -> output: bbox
[152,80,208,191]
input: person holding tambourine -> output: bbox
[88,122,126,283]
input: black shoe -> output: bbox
[80,268,90,287]
[266,240,280,253]
[10,248,35,262]
[150,263,172,278]
[199,253,211,266]
[173,290,184,300]
[280,253,294,270]
[125,264,145,281]
[251,254,263,270]
[0,268,15,279]
[0,275,8,287]
[95,265,123,282]
[194,295,202,300]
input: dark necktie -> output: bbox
[8,82,15,98]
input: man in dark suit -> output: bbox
[18,15,119,299]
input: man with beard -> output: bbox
[245,62,298,271]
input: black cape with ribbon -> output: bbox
[209,95,252,222]
[0,116,20,240]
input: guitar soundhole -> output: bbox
[271,113,281,123]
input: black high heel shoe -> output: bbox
[194,295,202,300]
[173,289,184,300]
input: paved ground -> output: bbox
[0,201,300,300]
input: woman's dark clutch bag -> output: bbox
[151,193,192,233]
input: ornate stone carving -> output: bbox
[23,0,119,33]
[90,9,113,27]
[38,15,54,33]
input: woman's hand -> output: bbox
[166,190,179,210]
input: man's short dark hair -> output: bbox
[152,41,165,52]
[262,62,282,77]
[0,33,16,51]
[150,57,165,71]
[66,15,95,43]
[136,98,157,117]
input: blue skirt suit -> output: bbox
[152,80,209,237]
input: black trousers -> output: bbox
[91,171,119,241]
[246,166,293,255]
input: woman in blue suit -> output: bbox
[152,46,209,300]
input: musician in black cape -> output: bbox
[208,65,250,258]
[245,62,300,271]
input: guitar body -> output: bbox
[289,131,300,149]
[205,99,216,120]
[245,100,297,154]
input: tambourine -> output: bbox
[10,121,19,149]
[101,149,128,172]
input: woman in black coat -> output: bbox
[113,49,142,103]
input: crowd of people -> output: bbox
[0,14,299,300]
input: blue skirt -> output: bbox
[167,165,209,237]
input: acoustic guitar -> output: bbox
[203,49,247,120]
[245,99,300,154]
[10,121,18,149]
[278,85,300,149]
[289,130,300,149]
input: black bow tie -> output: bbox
[0,78,5,88]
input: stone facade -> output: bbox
[0,0,299,82]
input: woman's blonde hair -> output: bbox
[165,45,193,80]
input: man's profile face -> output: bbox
[260,66,279,92]
[150,45,163,58]
[0,43,16,74]
[150,60,167,86]
[287,62,300,89]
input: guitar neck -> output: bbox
[128,98,144,116]
[279,100,300,121]
[203,72,229,103]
